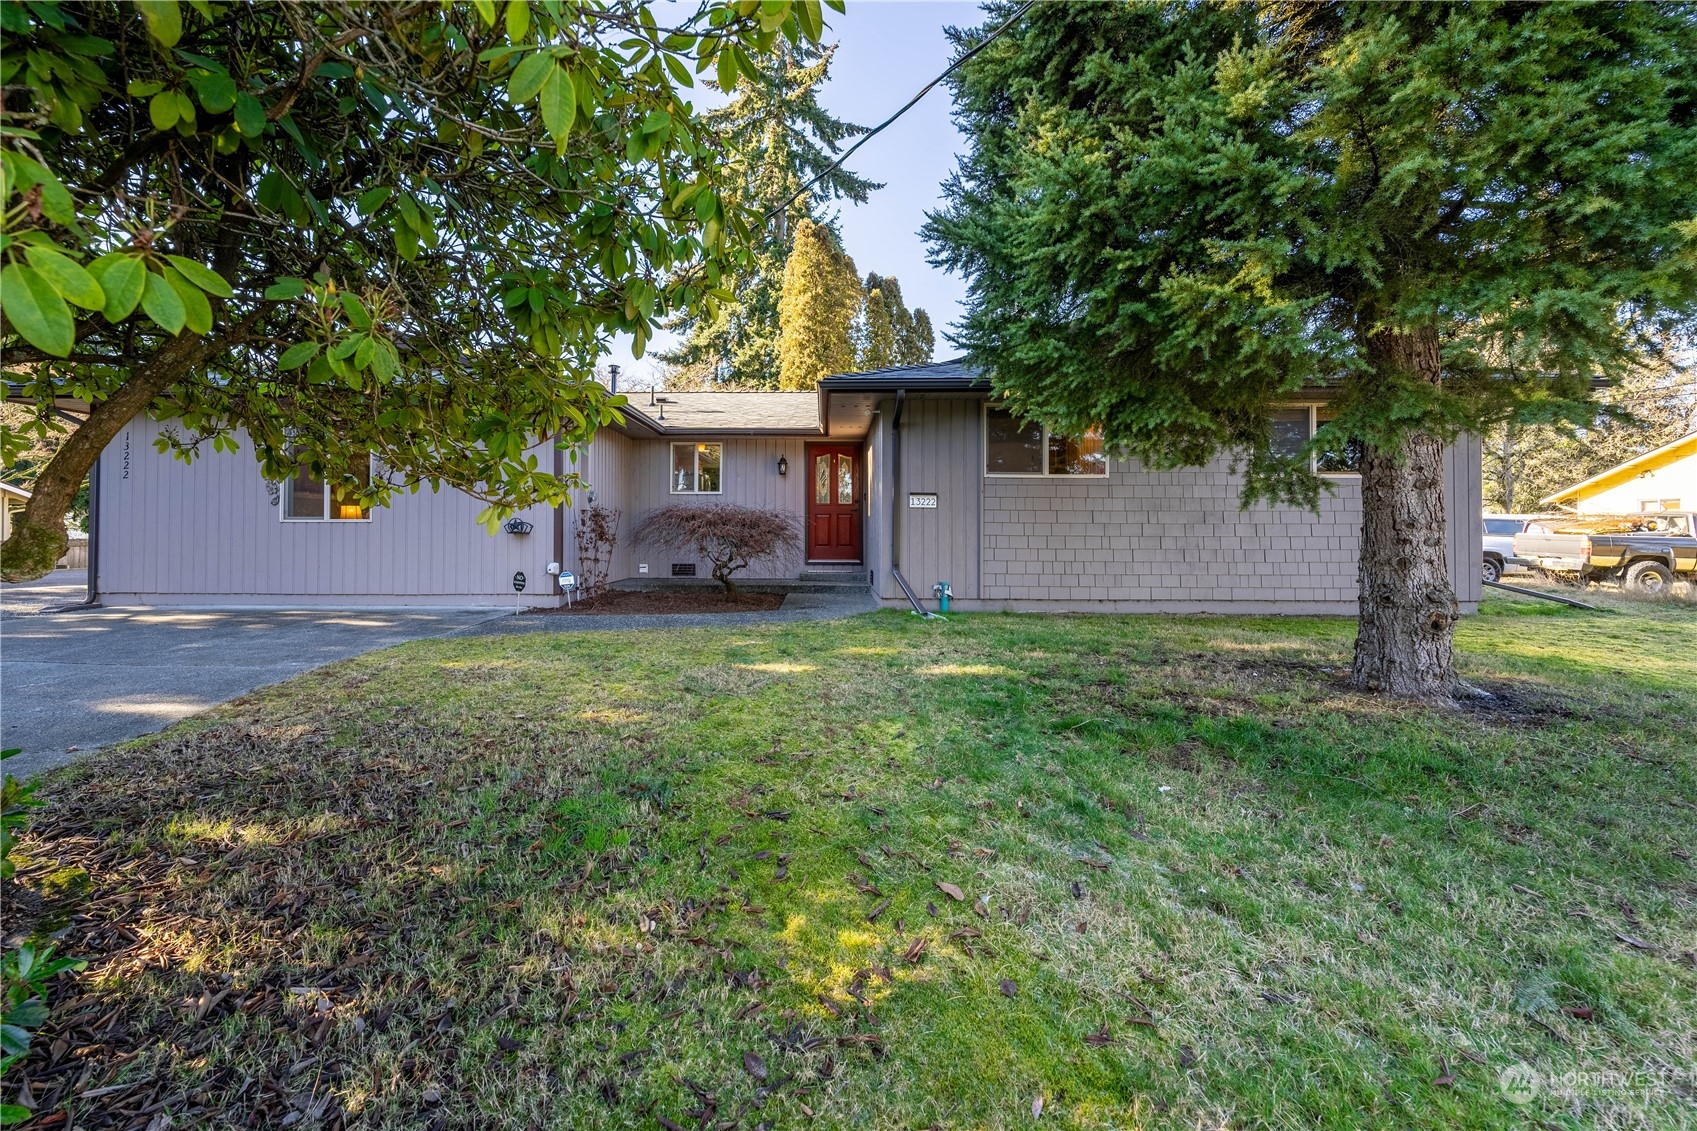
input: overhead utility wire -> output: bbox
[760,0,1039,225]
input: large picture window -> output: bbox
[1267,406,1361,475]
[282,457,371,521]
[984,407,1106,476]
[671,442,722,494]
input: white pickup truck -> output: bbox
[1481,515,1541,584]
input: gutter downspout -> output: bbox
[552,428,566,604]
[888,388,940,618]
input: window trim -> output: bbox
[669,441,724,495]
[981,404,1109,478]
[279,456,375,523]
[1274,403,1361,479]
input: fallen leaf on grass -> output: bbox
[904,937,929,964]
[1178,1045,1197,1069]
[1433,1055,1455,1087]
[1562,1005,1594,1021]
[743,1051,768,1082]
[1615,933,1656,951]
[1000,979,1018,998]
[1084,1025,1114,1046]
[866,898,891,923]
[936,882,965,901]
[1032,1095,1044,1118]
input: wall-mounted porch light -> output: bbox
[777,455,789,477]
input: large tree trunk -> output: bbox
[1349,327,1460,700]
[1,331,209,582]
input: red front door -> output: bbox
[806,445,862,562]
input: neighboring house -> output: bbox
[93,360,1483,613]
[1540,431,1697,515]
[0,481,87,567]
[1,481,26,543]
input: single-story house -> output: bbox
[92,360,1483,613]
[1,481,27,543]
[1540,430,1697,515]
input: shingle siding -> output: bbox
[976,465,1360,608]
[890,398,1481,614]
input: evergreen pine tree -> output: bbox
[904,309,936,367]
[856,274,897,370]
[926,1,1697,698]
[778,219,861,390]
[658,42,877,387]
[854,273,935,371]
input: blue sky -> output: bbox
[604,1,981,386]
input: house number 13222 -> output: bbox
[122,433,131,480]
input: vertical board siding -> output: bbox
[610,435,811,580]
[863,412,886,593]
[1447,433,1484,608]
[893,397,982,599]
[561,426,634,583]
[100,416,561,605]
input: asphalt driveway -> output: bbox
[1,575,506,779]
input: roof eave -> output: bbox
[1538,430,1697,506]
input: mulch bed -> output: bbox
[528,589,785,615]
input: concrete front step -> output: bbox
[613,576,869,595]
[799,568,869,584]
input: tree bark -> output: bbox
[1349,326,1460,700]
[1,331,215,582]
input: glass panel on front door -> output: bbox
[836,454,853,504]
[815,454,831,505]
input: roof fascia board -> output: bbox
[1540,430,1697,505]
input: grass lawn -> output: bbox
[9,592,1696,1130]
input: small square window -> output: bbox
[282,456,370,521]
[671,442,722,494]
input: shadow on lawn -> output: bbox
[6,612,1695,1130]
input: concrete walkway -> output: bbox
[457,585,882,636]
[0,589,506,779]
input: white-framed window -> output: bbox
[983,406,1107,476]
[1268,405,1361,476]
[670,442,722,494]
[281,457,372,521]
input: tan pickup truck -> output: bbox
[1513,512,1697,594]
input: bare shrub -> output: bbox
[632,504,802,599]
[574,504,620,599]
